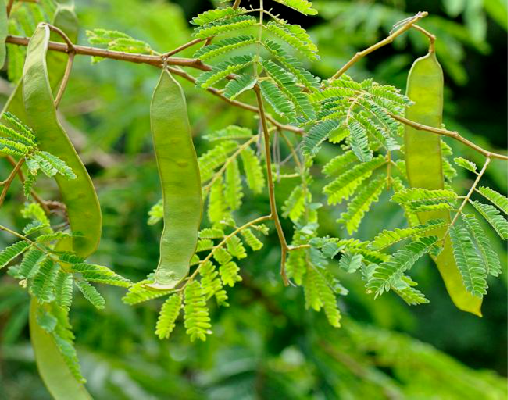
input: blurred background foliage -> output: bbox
[0,0,507,398]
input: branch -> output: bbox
[390,113,508,161]
[328,11,428,82]
[0,158,24,207]
[5,35,210,70]
[254,84,289,285]
[450,157,491,226]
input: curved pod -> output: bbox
[23,24,102,258]
[150,69,202,289]
[29,299,92,400]
[404,51,482,316]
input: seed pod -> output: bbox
[0,0,6,68]
[149,69,202,289]
[23,23,102,258]
[29,300,92,400]
[405,50,482,316]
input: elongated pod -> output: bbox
[23,24,102,258]
[405,51,482,316]
[149,69,202,289]
[29,300,93,400]
[0,0,6,68]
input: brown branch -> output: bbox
[233,0,242,10]
[0,158,24,207]
[5,156,51,214]
[254,84,289,285]
[6,0,14,16]
[390,113,508,161]
[46,25,77,109]
[329,11,428,82]
[163,38,205,57]
[5,35,210,70]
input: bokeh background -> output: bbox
[0,0,507,398]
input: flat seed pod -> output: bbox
[404,51,482,316]
[149,69,202,289]
[23,23,102,258]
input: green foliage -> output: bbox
[184,281,211,342]
[367,236,439,297]
[471,200,508,240]
[194,35,256,61]
[155,294,182,339]
[272,0,318,15]
[454,156,478,173]
[75,280,105,309]
[391,188,458,212]
[0,241,30,270]
[223,74,257,100]
[477,186,508,214]
[449,223,488,297]
[324,156,385,204]
[240,147,265,193]
[338,174,386,234]
[196,55,255,89]
[370,219,447,250]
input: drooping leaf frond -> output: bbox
[324,156,385,204]
[225,158,243,211]
[462,214,502,277]
[184,281,211,342]
[449,224,487,297]
[193,15,257,39]
[199,140,238,182]
[303,119,340,155]
[348,119,373,162]
[54,271,74,311]
[454,157,477,173]
[323,151,358,176]
[200,260,228,305]
[196,55,255,89]
[392,275,429,305]
[471,200,508,240]
[240,147,265,193]
[122,281,172,305]
[0,240,30,270]
[303,267,341,327]
[262,59,315,119]
[155,294,182,340]
[19,248,44,278]
[370,219,447,250]
[272,0,318,15]
[283,185,307,222]
[265,22,319,60]
[262,39,320,89]
[241,228,263,251]
[338,174,386,235]
[204,125,254,142]
[194,35,256,60]
[367,236,438,296]
[226,235,247,259]
[477,186,508,215]
[75,280,105,309]
[31,258,59,302]
[391,188,458,212]
[259,79,296,119]
[191,7,245,26]
[223,74,257,100]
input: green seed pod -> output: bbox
[29,300,92,400]
[405,51,482,316]
[0,0,6,69]
[23,23,102,258]
[149,69,202,289]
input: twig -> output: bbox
[6,0,14,16]
[0,158,24,207]
[183,215,272,286]
[329,11,428,82]
[5,156,51,214]
[450,157,491,226]
[254,84,289,285]
[202,135,259,195]
[390,113,508,161]
[46,24,76,109]
[412,24,436,52]
[233,0,242,9]
[163,38,205,57]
